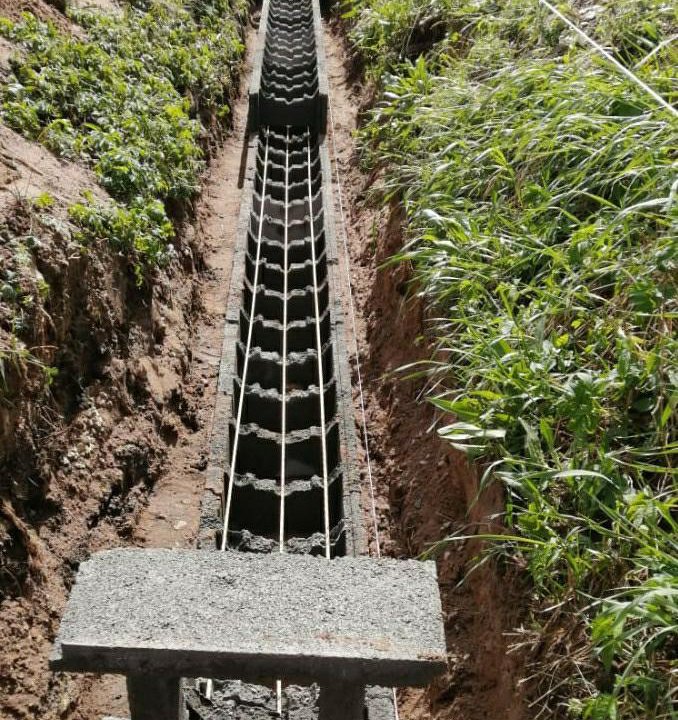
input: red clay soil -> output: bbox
[0,8,257,720]
[0,187,223,720]
[71,23,258,718]
[323,22,528,720]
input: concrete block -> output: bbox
[127,675,184,720]
[318,683,365,720]
[365,686,398,720]
[52,549,446,687]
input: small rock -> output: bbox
[191,455,208,471]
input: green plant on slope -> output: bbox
[0,207,62,400]
[351,0,677,717]
[69,194,175,285]
[0,0,245,278]
[346,0,678,77]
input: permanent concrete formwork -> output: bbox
[48,1,446,718]
[248,0,329,132]
[194,0,390,716]
[200,130,363,559]
[201,0,363,560]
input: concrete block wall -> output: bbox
[193,0,389,716]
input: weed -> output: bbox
[69,195,174,284]
[350,0,678,716]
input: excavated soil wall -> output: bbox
[0,1,251,717]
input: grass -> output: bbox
[345,0,677,717]
[0,196,63,402]
[0,0,246,277]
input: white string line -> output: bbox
[221,127,270,550]
[327,81,401,720]
[276,125,291,718]
[280,125,290,556]
[307,129,332,560]
[536,0,678,119]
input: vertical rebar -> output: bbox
[306,130,331,560]
[221,128,271,552]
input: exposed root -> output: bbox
[0,497,46,591]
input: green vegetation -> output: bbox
[0,0,245,405]
[69,194,174,285]
[0,203,60,397]
[0,0,246,277]
[347,0,677,717]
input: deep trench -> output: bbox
[189,0,393,718]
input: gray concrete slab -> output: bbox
[52,549,446,686]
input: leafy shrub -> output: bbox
[0,0,245,276]
[69,195,175,284]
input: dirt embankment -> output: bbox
[0,178,197,717]
[0,2,253,718]
[0,0,75,30]
[0,136,214,717]
[323,24,528,720]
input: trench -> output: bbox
[188,0,394,718]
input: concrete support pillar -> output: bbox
[318,683,365,720]
[126,675,185,720]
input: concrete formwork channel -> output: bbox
[193,1,396,718]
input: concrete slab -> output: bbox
[52,549,446,686]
